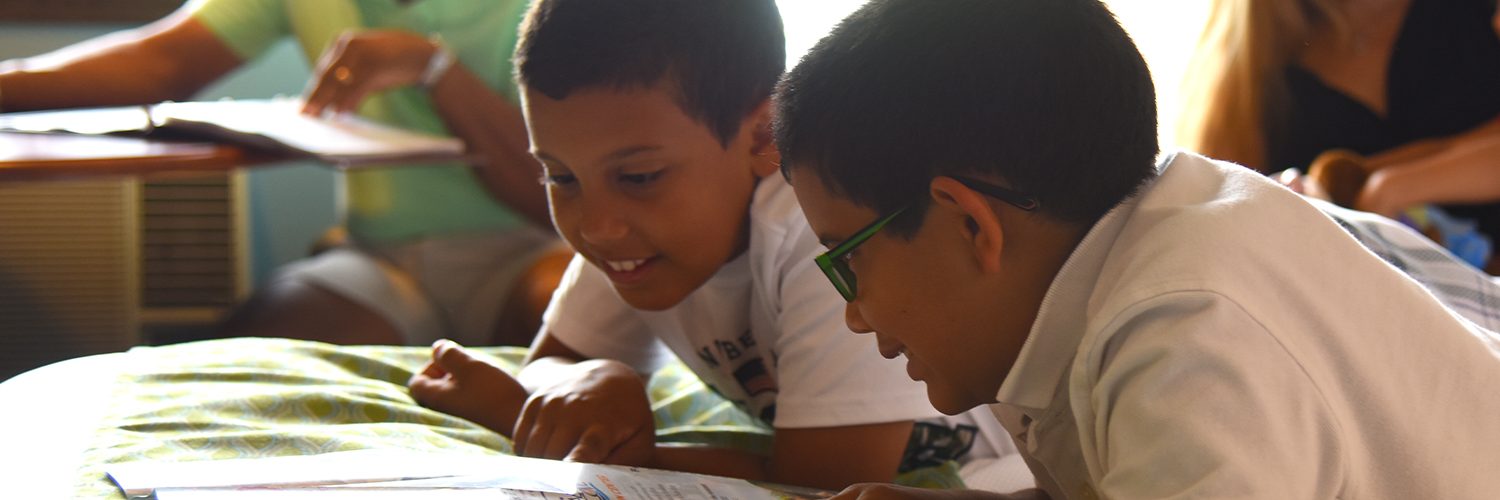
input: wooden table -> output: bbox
[0,131,256,181]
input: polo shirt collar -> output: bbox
[993,152,1177,412]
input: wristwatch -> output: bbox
[420,35,456,89]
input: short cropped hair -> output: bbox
[775,0,1158,235]
[516,0,786,147]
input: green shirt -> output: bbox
[191,0,530,243]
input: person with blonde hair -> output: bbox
[1180,0,1500,253]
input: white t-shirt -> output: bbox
[543,175,953,429]
[991,151,1500,499]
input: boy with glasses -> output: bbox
[779,0,1500,498]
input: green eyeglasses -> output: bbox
[813,176,1039,301]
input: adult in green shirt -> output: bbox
[0,0,569,346]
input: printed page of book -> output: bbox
[336,461,787,500]
[106,450,574,497]
[107,450,817,500]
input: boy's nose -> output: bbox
[844,301,874,334]
[576,200,629,245]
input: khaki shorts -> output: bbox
[272,225,564,346]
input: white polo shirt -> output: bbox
[992,152,1500,499]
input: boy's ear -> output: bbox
[930,176,1005,273]
[746,99,780,178]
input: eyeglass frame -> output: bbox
[813,176,1039,301]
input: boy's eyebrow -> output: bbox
[601,145,664,163]
[531,150,564,166]
[532,145,665,168]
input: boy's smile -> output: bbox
[522,81,776,311]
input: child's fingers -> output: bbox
[432,339,481,377]
[416,358,447,380]
[406,373,449,406]
[407,341,467,405]
[596,425,652,466]
[520,418,562,459]
[564,426,614,463]
[511,395,544,456]
[407,341,457,389]
[538,420,583,460]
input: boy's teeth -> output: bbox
[607,259,646,272]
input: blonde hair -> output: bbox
[1179,0,1347,171]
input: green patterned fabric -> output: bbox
[72,338,958,497]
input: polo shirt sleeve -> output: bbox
[540,254,666,372]
[1078,291,1344,499]
[186,0,291,61]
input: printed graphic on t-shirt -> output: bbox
[694,329,780,424]
[899,422,978,472]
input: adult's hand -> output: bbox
[302,29,441,116]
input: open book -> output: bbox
[0,98,465,167]
[105,450,831,500]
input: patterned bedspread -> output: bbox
[70,338,958,497]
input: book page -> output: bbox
[150,99,464,165]
[108,451,814,500]
[106,450,575,497]
[0,106,153,135]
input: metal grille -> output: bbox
[0,180,138,381]
[139,176,237,309]
[0,172,247,380]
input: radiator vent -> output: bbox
[0,180,139,381]
[140,176,237,309]
[0,172,248,380]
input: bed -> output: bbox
[0,338,964,498]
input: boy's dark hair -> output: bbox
[775,0,1158,235]
[515,0,786,148]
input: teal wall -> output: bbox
[0,22,339,286]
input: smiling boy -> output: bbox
[778,0,1500,499]
[405,0,1020,491]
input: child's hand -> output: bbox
[408,340,529,435]
[512,358,655,466]
[830,484,1046,500]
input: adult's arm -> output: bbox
[426,60,550,227]
[0,9,242,111]
[1357,115,1500,216]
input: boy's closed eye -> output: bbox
[541,171,577,186]
[617,168,666,186]
[537,167,666,189]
